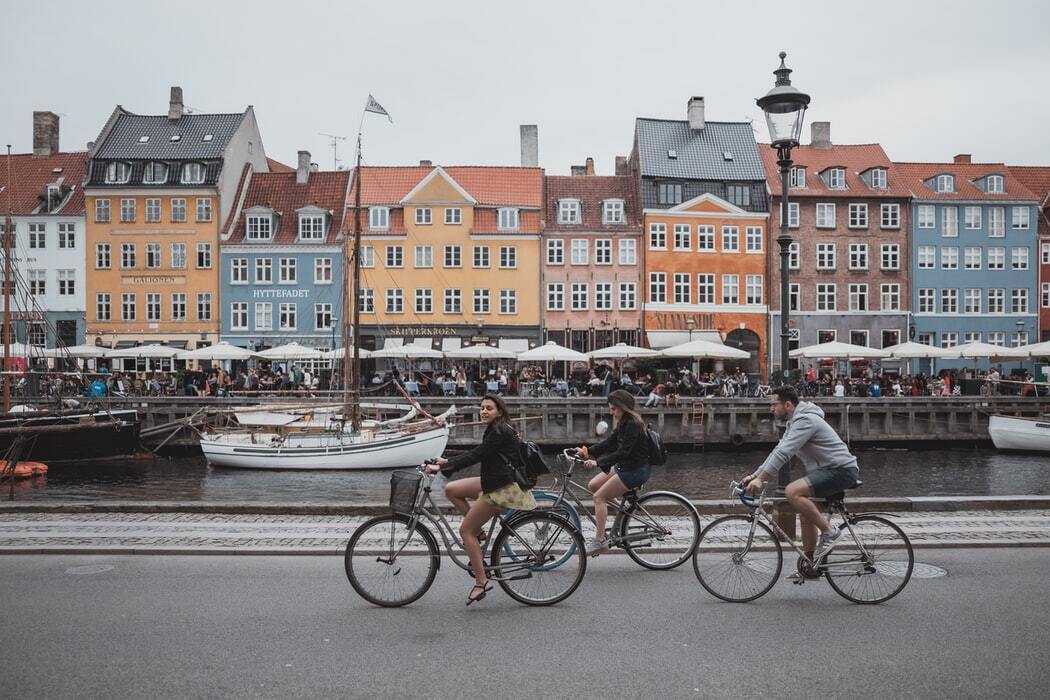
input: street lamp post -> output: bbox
[758,51,810,385]
[331,316,338,390]
[1017,319,1025,372]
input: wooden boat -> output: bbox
[0,407,140,462]
[988,414,1050,452]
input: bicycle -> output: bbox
[521,449,701,570]
[345,465,587,607]
[692,480,913,604]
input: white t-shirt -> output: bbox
[834,383,845,398]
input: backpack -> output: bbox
[518,439,551,483]
[646,425,668,466]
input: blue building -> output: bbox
[220,153,350,357]
[897,157,1040,370]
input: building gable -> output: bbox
[400,167,476,205]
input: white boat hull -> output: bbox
[200,424,450,470]
[988,414,1050,452]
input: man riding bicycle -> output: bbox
[743,386,860,574]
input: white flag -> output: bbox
[365,94,393,123]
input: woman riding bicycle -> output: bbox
[577,389,651,556]
[427,393,536,605]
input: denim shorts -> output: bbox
[804,467,860,498]
[615,463,652,490]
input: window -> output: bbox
[1012,247,1030,270]
[254,302,273,330]
[673,273,690,304]
[881,203,900,228]
[595,283,612,310]
[558,199,581,224]
[386,289,404,313]
[870,169,887,189]
[648,223,667,249]
[850,330,869,347]
[314,257,332,284]
[917,205,935,228]
[987,175,1004,193]
[497,208,519,230]
[145,198,162,223]
[917,332,934,346]
[255,258,272,283]
[414,245,433,268]
[1043,243,1050,265]
[145,162,169,185]
[369,207,390,230]
[473,245,489,268]
[941,332,958,349]
[817,243,836,270]
[57,269,75,296]
[942,206,959,237]
[360,245,375,268]
[828,168,846,189]
[657,183,682,204]
[197,293,212,321]
[386,245,403,268]
[444,288,461,314]
[746,275,763,305]
[963,332,981,345]
[941,288,958,314]
[172,293,187,321]
[359,289,374,314]
[120,198,136,223]
[315,303,333,331]
[146,242,161,268]
[196,243,212,268]
[721,226,739,252]
[673,224,691,250]
[789,283,800,311]
[619,283,637,310]
[279,257,297,284]
[694,225,714,252]
[790,167,806,188]
[965,206,982,229]
[818,330,838,344]
[230,302,247,330]
[745,226,763,253]
[988,331,1005,346]
[28,223,46,249]
[146,293,161,321]
[1044,283,1050,309]
[415,288,433,314]
[941,246,959,270]
[1014,330,1030,347]
[989,207,1005,237]
[988,289,1005,314]
[649,272,666,303]
[120,243,136,268]
[499,246,517,269]
[299,215,324,240]
[816,203,836,228]
[444,207,462,225]
[722,274,739,305]
[547,283,564,311]
[964,288,982,314]
[917,245,935,269]
[1013,207,1030,229]
[816,284,836,311]
[499,289,517,314]
[936,174,954,193]
[848,243,868,270]
[247,216,271,240]
[881,244,900,270]
[444,245,462,268]
[105,162,130,184]
[95,199,111,223]
[96,294,111,320]
[881,284,900,311]
[546,239,564,265]
[1012,289,1029,314]
[782,202,800,228]
[848,283,868,311]
[121,293,136,321]
[619,238,637,264]
[988,247,1005,270]
[28,269,45,296]
[171,198,187,223]
[571,282,589,310]
[570,239,588,265]
[918,288,936,313]
[727,185,750,207]
[788,241,800,269]
[965,246,982,270]
[181,163,206,184]
[473,288,490,314]
[595,239,612,265]
[196,198,212,222]
[414,207,432,225]
[848,203,868,228]
[602,200,625,224]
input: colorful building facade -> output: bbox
[1009,166,1050,342]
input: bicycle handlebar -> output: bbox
[729,479,762,509]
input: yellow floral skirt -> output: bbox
[480,482,537,511]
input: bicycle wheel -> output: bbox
[692,515,782,603]
[503,491,581,571]
[490,511,586,606]
[344,514,439,607]
[824,515,913,604]
[618,491,700,570]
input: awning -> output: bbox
[646,330,721,350]
[382,338,405,349]
[498,338,530,353]
[441,338,462,351]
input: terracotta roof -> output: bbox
[0,151,87,215]
[544,175,641,231]
[760,144,910,198]
[893,161,1037,201]
[225,170,351,244]
[266,157,295,173]
[1009,166,1050,208]
[347,166,544,208]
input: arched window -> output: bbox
[104,162,131,184]
[181,163,206,184]
[143,162,168,184]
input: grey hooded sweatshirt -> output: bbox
[753,402,859,478]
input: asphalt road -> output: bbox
[1,550,1048,699]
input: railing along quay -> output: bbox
[42,394,1050,450]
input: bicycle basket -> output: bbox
[389,470,423,513]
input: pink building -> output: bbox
[542,167,642,351]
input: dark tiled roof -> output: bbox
[93,108,245,160]
[635,118,766,181]
[761,144,911,198]
[0,151,87,215]
[544,175,641,231]
[894,162,1038,202]
[225,170,351,244]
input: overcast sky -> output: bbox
[4,0,1049,175]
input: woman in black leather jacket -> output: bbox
[428,394,535,605]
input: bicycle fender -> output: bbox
[847,511,902,520]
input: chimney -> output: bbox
[32,111,60,157]
[419,159,432,167]
[954,153,972,164]
[585,157,595,176]
[167,86,184,120]
[296,150,311,184]
[570,165,586,176]
[520,125,538,167]
[810,121,832,148]
[614,156,628,177]
[687,96,705,131]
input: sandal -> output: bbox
[476,531,487,545]
[466,582,492,606]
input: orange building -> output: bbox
[643,193,769,375]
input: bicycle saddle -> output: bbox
[824,480,862,504]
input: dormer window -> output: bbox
[497,208,519,230]
[986,175,1004,194]
[870,168,887,189]
[104,162,131,184]
[602,199,625,225]
[246,214,273,240]
[790,167,806,189]
[828,168,846,189]
[143,162,168,184]
[298,213,325,240]
[181,162,206,184]
[368,206,390,230]
[558,199,581,224]
[936,174,955,193]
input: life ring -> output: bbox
[2,461,48,478]
[730,434,746,447]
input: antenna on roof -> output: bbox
[319,133,348,170]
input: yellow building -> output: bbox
[350,165,543,353]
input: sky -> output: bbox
[4,0,1049,175]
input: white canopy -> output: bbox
[789,341,889,360]
[1014,340,1050,358]
[444,344,519,360]
[659,339,750,360]
[370,342,444,359]
[516,341,589,363]
[882,341,960,359]
[322,346,373,359]
[950,341,1027,360]
[589,343,659,360]
[41,344,108,359]
[105,344,182,359]
[257,342,325,360]
[178,342,258,361]
[1,342,45,357]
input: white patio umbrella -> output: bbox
[789,341,890,360]
[445,344,519,360]
[1016,340,1050,358]
[659,338,750,360]
[951,341,1026,361]
[589,342,659,360]
[105,344,182,359]
[1,342,45,358]
[516,341,589,363]
[41,344,108,359]
[257,342,325,361]
[882,341,960,360]
[322,346,372,359]
[178,342,258,361]
[370,342,444,359]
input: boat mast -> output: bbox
[3,146,13,413]
[345,133,363,432]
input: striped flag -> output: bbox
[365,94,393,123]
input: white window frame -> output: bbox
[497,208,519,231]
[618,282,637,310]
[673,224,691,251]
[941,206,958,237]
[964,246,982,270]
[673,273,690,305]
[828,168,846,189]
[816,243,836,270]
[988,288,1005,314]
[254,302,273,331]
[696,225,715,251]
[815,203,836,228]
[602,200,625,225]
[472,245,490,268]
[989,207,1005,237]
[648,223,667,250]
[918,288,936,314]
[1012,247,1030,270]
[255,257,273,284]
[722,274,739,305]
[246,215,272,240]
[881,244,900,270]
[988,246,1005,270]
[414,207,432,225]
[444,207,462,225]
[721,226,739,252]
[848,283,868,311]
[965,206,982,230]
[595,239,612,265]
[618,238,637,265]
[299,215,325,240]
[571,282,589,310]
[499,246,517,269]
[570,239,588,265]
[414,288,433,314]
[941,288,959,314]
[941,246,959,270]
[848,203,868,228]
[279,302,297,330]
[546,283,565,311]
[881,283,900,311]
[870,169,887,189]
[917,205,935,229]
[1013,207,1030,229]
[369,207,390,230]
[278,257,297,284]
[697,274,715,304]
[386,245,404,268]
[816,283,837,311]
[848,243,868,271]
[558,199,581,224]
[936,174,954,193]
[314,257,332,284]
[230,302,248,331]
[546,239,564,265]
[745,275,763,305]
[181,163,206,184]
[745,226,763,253]
[444,245,462,268]
[880,203,900,228]
[414,245,433,269]
[649,272,666,303]
[498,289,517,315]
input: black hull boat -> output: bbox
[0,409,141,463]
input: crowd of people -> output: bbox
[793,365,1042,398]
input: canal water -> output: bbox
[4,448,1049,503]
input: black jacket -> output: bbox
[442,420,519,493]
[589,419,649,472]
